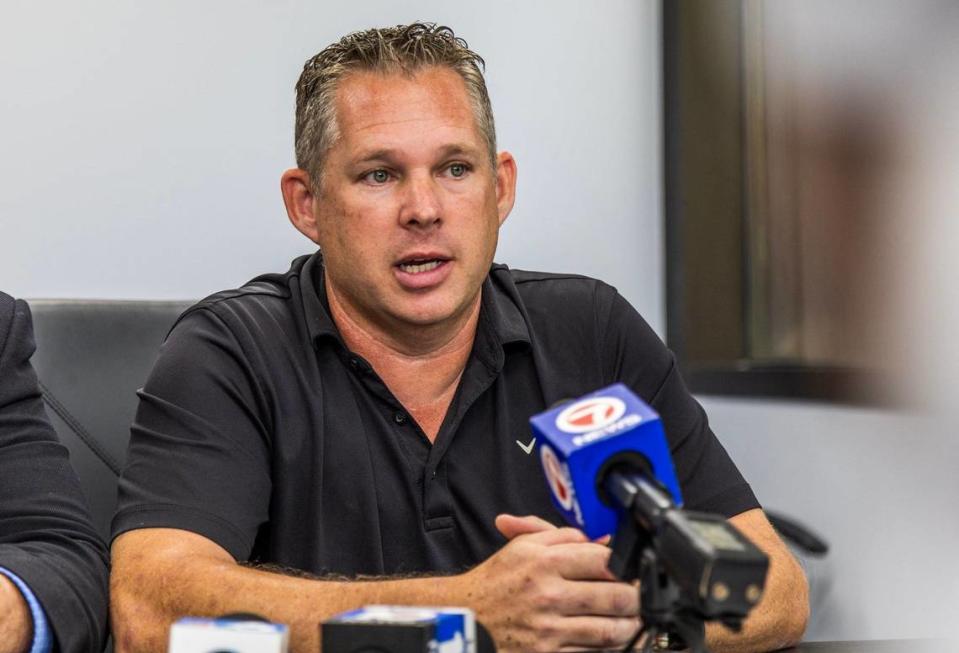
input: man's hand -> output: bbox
[0,574,32,653]
[458,520,639,653]
[494,511,809,653]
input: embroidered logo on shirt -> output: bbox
[516,437,536,454]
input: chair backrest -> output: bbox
[27,299,192,540]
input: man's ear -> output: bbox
[281,168,320,243]
[495,151,517,227]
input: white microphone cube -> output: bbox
[168,618,289,653]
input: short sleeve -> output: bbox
[599,289,760,518]
[112,306,273,560]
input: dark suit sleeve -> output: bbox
[0,293,109,653]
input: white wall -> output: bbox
[3,0,956,644]
[707,398,959,641]
[0,0,664,332]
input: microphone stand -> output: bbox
[609,513,710,653]
[604,470,758,653]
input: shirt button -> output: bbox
[393,412,407,425]
[349,357,360,370]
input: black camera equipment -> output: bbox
[600,458,770,653]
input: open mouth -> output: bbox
[396,258,448,274]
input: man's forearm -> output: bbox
[704,554,808,653]
[0,574,32,653]
[705,509,810,653]
[112,550,461,653]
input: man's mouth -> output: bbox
[396,258,448,274]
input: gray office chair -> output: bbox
[27,299,191,540]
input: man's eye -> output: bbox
[448,163,469,178]
[365,169,391,184]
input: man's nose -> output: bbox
[399,173,442,229]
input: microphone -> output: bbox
[530,383,683,540]
[530,383,769,635]
[322,606,487,653]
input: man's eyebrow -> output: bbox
[437,143,484,158]
[351,143,484,165]
[352,148,398,164]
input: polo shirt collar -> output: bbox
[299,251,532,351]
[480,266,532,349]
[300,250,341,345]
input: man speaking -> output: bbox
[111,23,808,653]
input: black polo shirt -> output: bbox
[113,252,758,576]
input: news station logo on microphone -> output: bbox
[540,444,576,512]
[555,396,626,434]
[531,384,683,539]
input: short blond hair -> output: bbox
[294,23,496,185]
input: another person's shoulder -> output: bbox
[0,290,15,345]
[0,292,33,363]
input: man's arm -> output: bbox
[0,294,109,653]
[0,575,31,653]
[112,526,641,653]
[705,508,809,652]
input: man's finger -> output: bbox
[553,615,641,650]
[554,579,640,617]
[494,513,557,540]
[542,542,617,581]
[519,525,588,546]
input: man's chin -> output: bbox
[387,296,477,331]
[391,308,458,329]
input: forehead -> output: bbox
[332,67,482,153]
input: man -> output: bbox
[111,23,808,653]
[0,292,110,653]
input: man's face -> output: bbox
[311,67,514,335]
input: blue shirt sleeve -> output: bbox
[0,567,53,653]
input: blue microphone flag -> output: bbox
[530,383,683,539]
